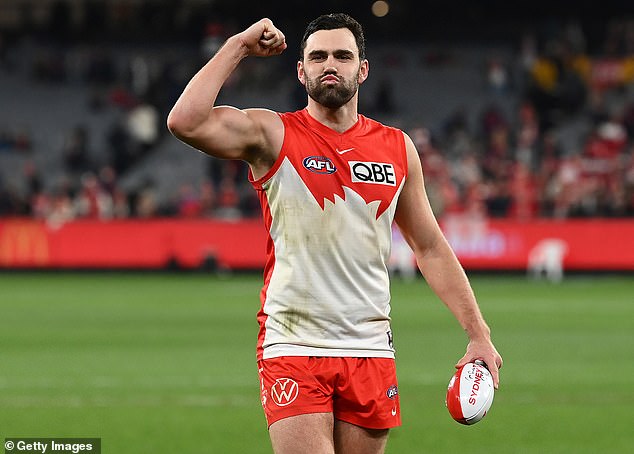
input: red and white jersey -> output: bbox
[250,109,408,360]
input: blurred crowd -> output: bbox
[414,100,634,220]
[416,18,634,219]
[1,3,634,223]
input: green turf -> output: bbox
[0,273,632,453]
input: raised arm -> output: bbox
[167,19,287,176]
[394,133,503,388]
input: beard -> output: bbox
[304,72,359,109]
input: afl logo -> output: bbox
[303,156,337,174]
[271,378,300,406]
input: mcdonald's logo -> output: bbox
[0,220,50,266]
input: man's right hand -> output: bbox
[237,18,287,57]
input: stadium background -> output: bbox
[2,0,634,270]
[0,1,633,453]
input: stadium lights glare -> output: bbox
[372,1,390,17]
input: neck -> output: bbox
[305,95,359,133]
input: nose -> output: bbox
[323,55,338,72]
[323,66,338,76]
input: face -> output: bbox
[298,28,369,109]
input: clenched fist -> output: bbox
[237,18,287,57]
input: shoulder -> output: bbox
[244,108,285,130]
[400,131,422,172]
[245,107,285,148]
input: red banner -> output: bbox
[0,218,267,270]
[0,217,632,271]
[440,215,634,270]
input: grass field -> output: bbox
[0,272,632,453]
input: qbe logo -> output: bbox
[349,161,396,186]
[271,378,299,406]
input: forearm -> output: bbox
[167,36,247,133]
[416,237,491,341]
[396,132,502,383]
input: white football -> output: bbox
[445,361,495,425]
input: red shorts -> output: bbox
[257,356,401,430]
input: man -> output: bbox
[168,13,502,454]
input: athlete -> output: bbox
[167,13,503,454]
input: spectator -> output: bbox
[515,101,540,169]
[62,125,91,173]
[126,101,160,155]
[486,58,509,95]
[374,78,395,114]
[509,162,538,220]
[106,119,134,174]
[134,181,158,218]
[199,180,216,218]
[177,183,201,218]
[46,188,75,229]
[74,172,112,219]
[214,176,241,219]
[551,154,585,218]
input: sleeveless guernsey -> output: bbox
[250,109,408,360]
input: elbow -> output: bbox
[166,109,189,138]
[167,107,213,144]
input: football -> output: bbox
[445,361,495,425]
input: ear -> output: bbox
[297,60,306,86]
[358,59,369,85]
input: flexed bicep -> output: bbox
[171,106,282,164]
[167,18,287,170]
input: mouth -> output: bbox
[321,74,339,84]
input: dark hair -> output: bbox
[300,13,366,60]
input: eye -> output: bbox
[335,51,355,61]
[308,52,327,62]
